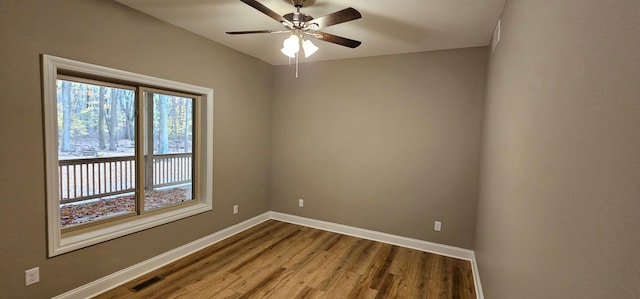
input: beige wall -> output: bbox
[0,0,272,297]
[475,0,640,298]
[271,48,487,249]
[10,0,637,297]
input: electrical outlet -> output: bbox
[25,267,39,286]
[233,205,238,214]
[434,221,442,232]
[298,199,304,207]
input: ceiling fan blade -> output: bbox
[308,7,361,29]
[226,30,290,35]
[311,31,362,48]
[240,0,291,26]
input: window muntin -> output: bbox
[43,55,213,256]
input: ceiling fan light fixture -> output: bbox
[281,47,297,58]
[302,39,318,57]
[281,34,300,58]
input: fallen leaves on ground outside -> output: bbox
[60,189,191,227]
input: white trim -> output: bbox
[491,19,501,52]
[54,211,484,299]
[269,212,483,299]
[59,204,213,252]
[471,252,485,299]
[42,54,215,256]
[52,212,271,299]
[271,212,484,298]
[270,212,474,260]
[43,55,63,255]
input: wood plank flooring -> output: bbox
[94,220,476,299]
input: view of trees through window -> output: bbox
[56,77,195,228]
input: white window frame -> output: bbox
[42,54,214,257]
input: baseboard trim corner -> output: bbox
[470,251,485,299]
[269,211,484,299]
[270,211,474,260]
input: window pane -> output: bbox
[56,79,136,228]
[143,91,195,212]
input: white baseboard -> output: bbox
[470,251,484,299]
[270,212,474,260]
[54,211,483,299]
[270,212,483,299]
[52,212,271,299]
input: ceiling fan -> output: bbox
[226,0,362,59]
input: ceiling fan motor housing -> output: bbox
[284,12,313,28]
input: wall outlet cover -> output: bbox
[434,221,442,232]
[25,267,39,286]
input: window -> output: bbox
[43,55,213,256]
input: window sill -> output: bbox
[53,202,211,256]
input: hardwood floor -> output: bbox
[95,220,476,299]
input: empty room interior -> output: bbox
[1,0,639,298]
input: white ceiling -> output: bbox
[115,0,506,65]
